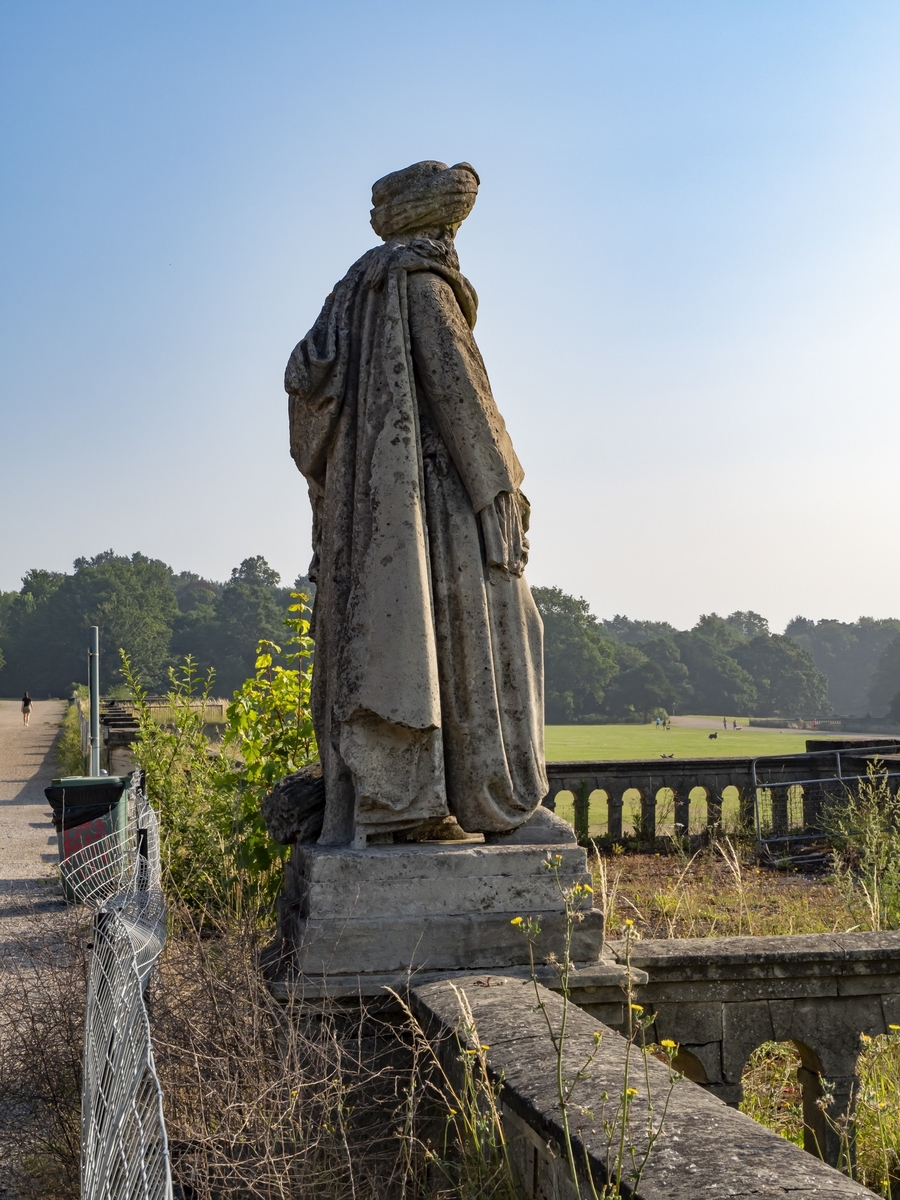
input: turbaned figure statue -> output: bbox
[285,160,547,847]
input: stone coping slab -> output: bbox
[288,841,587,883]
[270,959,639,1002]
[410,974,873,1199]
[607,932,900,976]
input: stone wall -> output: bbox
[596,932,900,1166]
[410,975,873,1198]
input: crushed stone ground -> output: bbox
[0,699,68,934]
[0,701,73,1196]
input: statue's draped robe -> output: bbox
[286,236,547,845]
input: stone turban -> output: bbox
[370,160,480,241]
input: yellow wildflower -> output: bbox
[631,1004,644,1014]
[625,1087,638,1097]
[890,1024,900,1032]
[660,1039,677,1049]
[510,916,523,926]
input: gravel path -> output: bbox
[0,699,67,932]
[0,700,79,1196]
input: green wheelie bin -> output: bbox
[45,776,131,903]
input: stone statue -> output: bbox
[285,161,547,847]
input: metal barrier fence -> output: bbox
[59,772,173,1200]
[752,743,900,861]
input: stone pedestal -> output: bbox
[267,835,611,997]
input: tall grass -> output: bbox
[825,761,900,931]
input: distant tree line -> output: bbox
[0,551,314,698]
[1,553,899,724]
[532,587,900,724]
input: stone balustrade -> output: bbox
[597,932,900,1168]
[410,974,873,1198]
[544,744,900,844]
[544,755,757,840]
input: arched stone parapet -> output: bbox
[599,933,900,1168]
[541,780,566,813]
[672,788,690,839]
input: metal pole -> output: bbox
[89,626,100,776]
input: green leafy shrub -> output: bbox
[216,596,317,883]
[122,594,317,921]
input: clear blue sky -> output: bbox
[2,1,899,631]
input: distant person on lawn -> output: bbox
[21,692,33,726]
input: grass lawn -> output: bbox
[545,723,831,762]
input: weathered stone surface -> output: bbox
[601,930,900,1164]
[286,160,547,847]
[282,909,605,975]
[294,871,591,920]
[287,841,588,887]
[261,762,325,844]
[633,976,840,1004]
[271,960,638,1002]
[271,832,604,986]
[484,804,576,845]
[610,931,900,973]
[651,1000,723,1046]
[410,976,872,1198]
[284,841,591,920]
[676,1039,722,1084]
[722,1000,774,1083]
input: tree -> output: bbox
[723,611,770,641]
[196,557,286,694]
[691,613,744,650]
[675,629,758,715]
[785,616,900,715]
[0,552,176,695]
[600,658,679,722]
[531,586,618,722]
[639,636,693,710]
[601,615,678,644]
[732,634,830,717]
[869,634,900,717]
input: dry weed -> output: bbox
[0,901,89,1200]
[149,910,511,1199]
[595,849,866,939]
[0,899,513,1200]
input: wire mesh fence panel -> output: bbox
[59,773,172,1200]
[751,744,900,863]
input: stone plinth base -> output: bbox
[267,838,607,988]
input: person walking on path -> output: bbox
[21,692,33,727]
[722,716,728,730]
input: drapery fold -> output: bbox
[287,236,546,845]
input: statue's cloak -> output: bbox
[286,236,546,845]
